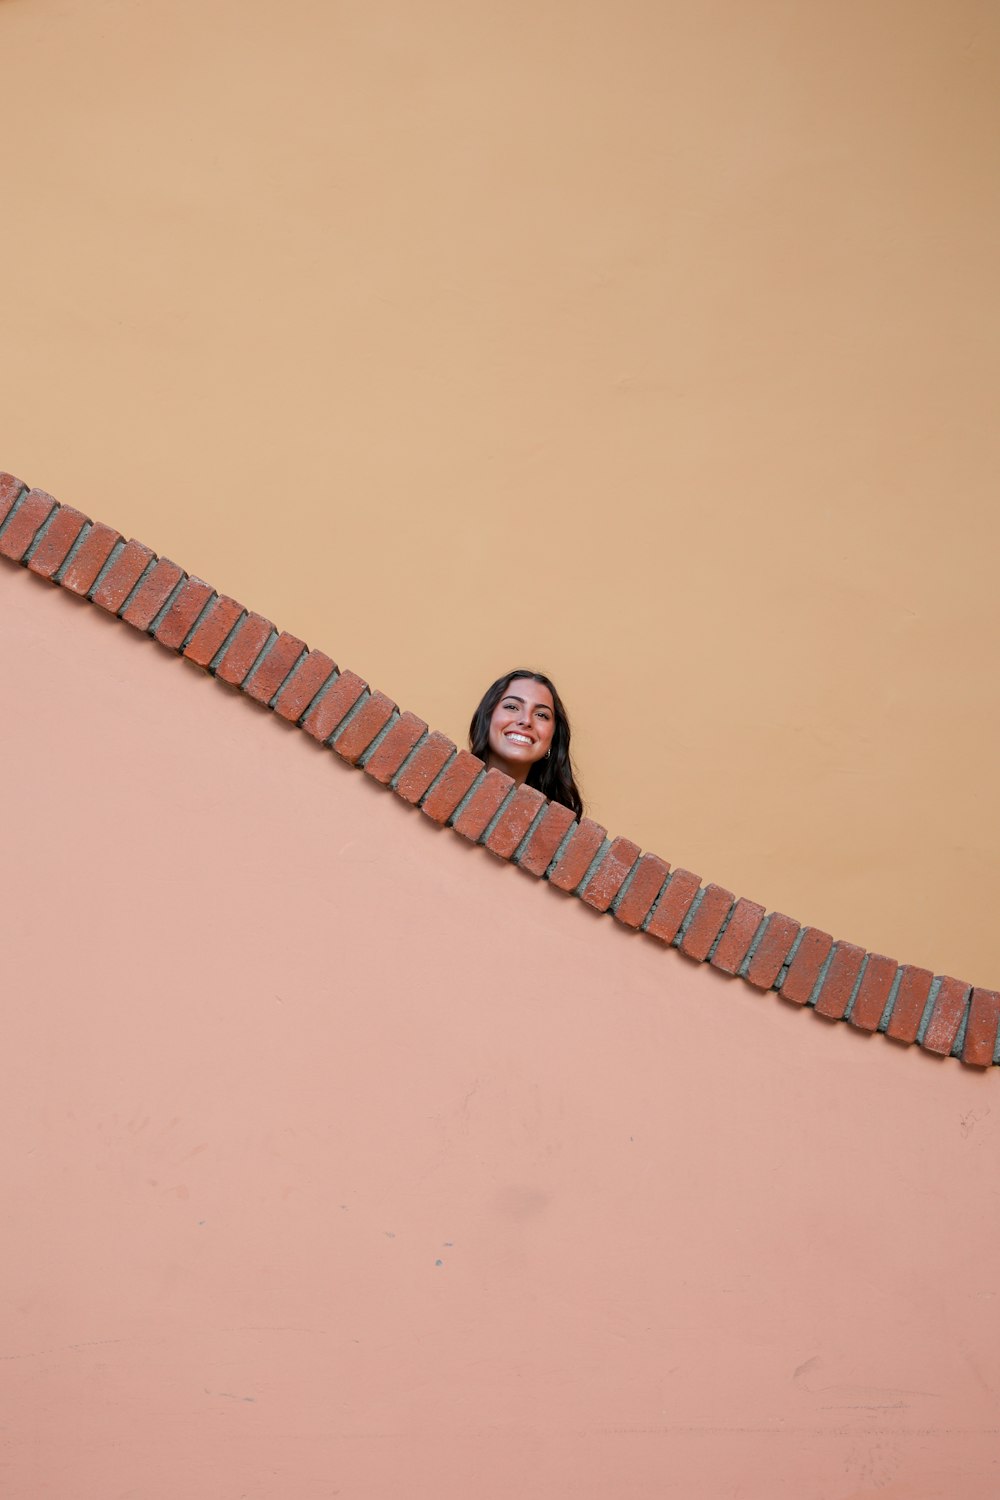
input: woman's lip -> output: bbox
[504,732,534,745]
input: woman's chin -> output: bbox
[490,749,537,778]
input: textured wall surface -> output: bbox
[2,0,999,986]
[2,565,997,1498]
[4,471,997,1066]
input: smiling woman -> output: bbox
[468,669,584,818]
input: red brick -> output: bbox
[922,976,971,1056]
[645,868,702,944]
[848,953,898,1032]
[0,488,57,561]
[484,783,547,860]
[613,853,670,929]
[420,750,484,824]
[90,538,155,613]
[885,964,934,1044]
[744,912,800,989]
[120,558,184,631]
[516,799,577,877]
[453,767,514,840]
[0,471,26,525]
[548,818,607,892]
[243,630,307,705]
[605,858,668,924]
[709,897,766,975]
[780,926,834,1005]
[333,690,397,765]
[393,731,456,805]
[963,988,1000,1069]
[364,711,428,787]
[581,837,640,912]
[680,883,734,961]
[60,522,122,595]
[813,941,867,1020]
[273,649,338,722]
[153,576,215,650]
[183,595,245,668]
[26,505,89,580]
[215,611,274,686]
[301,669,367,743]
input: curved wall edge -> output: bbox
[2,469,996,1070]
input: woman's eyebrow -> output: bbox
[504,698,553,714]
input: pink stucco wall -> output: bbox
[2,567,997,1498]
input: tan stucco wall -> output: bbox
[2,561,998,1497]
[2,0,998,987]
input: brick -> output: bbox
[364,711,428,786]
[581,836,640,912]
[885,965,934,1044]
[26,505,89,580]
[0,471,26,525]
[91,538,155,612]
[273,649,338,722]
[452,767,514,840]
[215,611,274,686]
[0,488,57,562]
[780,926,834,1005]
[484,782,546,859]
[333,690,396,765]
[153,576,214,650]
[681,883,734,961]
[848,952,898,1032]
[744,912,800,989]
[548,817,607,892]
[121,558,184,631]
[183,595,245,669]
[709,897,765,975]
[963,988,1000,1069]
[613,853,670,929]
[813,941,866,1020]
[645,868,701,944]
[922,976,971,1056]
[393,731,456,805]
[243,630,307,705]
[420,750,484,824]
[60,521,122,594]
[516,799,577,877]
[301,669,367,744]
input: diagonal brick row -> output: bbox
[1,470,995,1070]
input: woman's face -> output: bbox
[487,678,556,775]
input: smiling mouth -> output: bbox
[504,732,534,746]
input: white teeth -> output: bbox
[505,733,532,745]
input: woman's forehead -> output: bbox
[503,678,554,710]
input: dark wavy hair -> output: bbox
[469,669,583,819]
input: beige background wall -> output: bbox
[2,0,998,987]
[2,569,998,1499]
